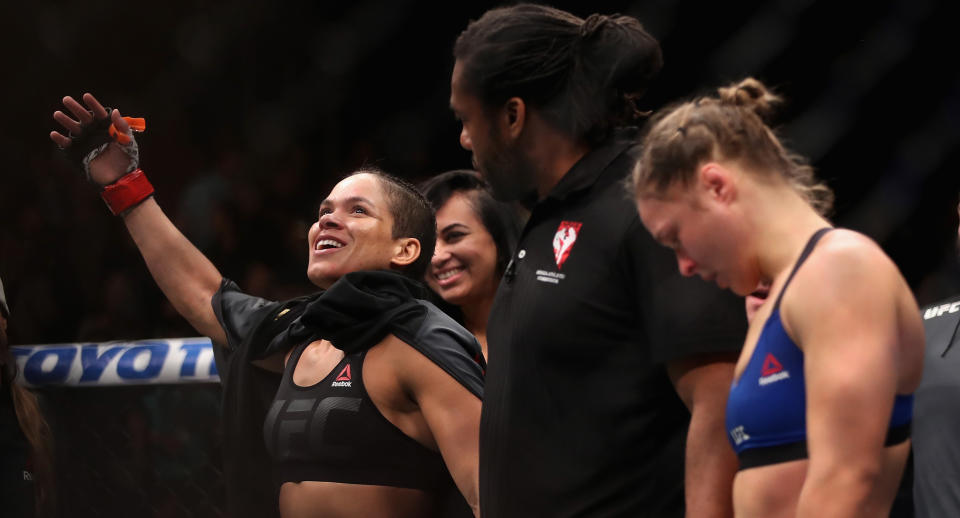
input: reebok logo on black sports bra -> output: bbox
[331,364,352,387]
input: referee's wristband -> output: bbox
[101,169,155,216]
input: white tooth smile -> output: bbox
[436,268,463,280]
[316,239,344,250]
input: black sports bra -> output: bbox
[263,343,451,490]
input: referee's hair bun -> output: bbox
[577,13,663,95]
[717,77,782,122]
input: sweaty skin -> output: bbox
[277,335,481,518]
[732,233,921,518]
[637,160,923,518]
[51,94,481,518]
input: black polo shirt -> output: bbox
[479,130,747,518]
[913,294,960,517]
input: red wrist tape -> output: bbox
[101,169,155,215]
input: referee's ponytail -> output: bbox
[453,4,663,146]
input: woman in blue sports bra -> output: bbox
[632,78,924,517]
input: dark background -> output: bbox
[2,0,959,345]
[0,1,956,516]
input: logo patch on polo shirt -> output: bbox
[553,221,582,269]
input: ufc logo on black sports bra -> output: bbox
[264,397,361,459]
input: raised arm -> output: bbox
[786,235,911,518]
[51,94,226,345]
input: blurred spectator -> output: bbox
[1,277,54,517]
[77,270,148,342]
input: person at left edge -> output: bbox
[1,277,54,518]
[50,94,483,518]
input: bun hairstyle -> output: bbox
[632,77,834,216]
[454,4,663,146]
[717,77,782,122]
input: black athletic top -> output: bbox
[266,346,450,489]
[213,270,483,514]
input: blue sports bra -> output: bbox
[725,228,913,470]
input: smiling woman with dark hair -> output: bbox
[420,170,520,358]
[50,94,483,518]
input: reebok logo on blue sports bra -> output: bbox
[758,353,790,386]
[725,228,912,470]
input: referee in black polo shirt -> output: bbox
[449,5,747,517]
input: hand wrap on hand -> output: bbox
[62,109,143,182]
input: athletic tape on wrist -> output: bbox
[100,169,155,215]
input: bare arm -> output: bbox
[787,234,906,518]
[51,94,226,345]
[668,353,739,518]
[390,341,481,517]
[122,198,226,344]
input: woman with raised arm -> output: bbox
[50,94,482,518]
[632,78,924,518]
[420,170,520,359]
